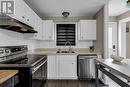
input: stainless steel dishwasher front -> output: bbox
[77,54,97,80]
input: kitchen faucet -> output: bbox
[65,41,72,52]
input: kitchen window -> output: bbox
[56,24,76,46]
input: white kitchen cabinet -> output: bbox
[42,20,54,40]
[32,13,43,40]
[24,3,35,27]
[11,0,25,22]
[2,0,35,27]
[47,55,58,79]
[47,55,77,79]
[57,55,77,79]
[23,11,43,40]
[7,0,26,24]
[78,20,96,40]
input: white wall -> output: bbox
[119,22,126,58]
[109,16,117,22]
[0,28,36,50]
[108,22,118,57]
[36,40,93,48]
[0,27,93,49]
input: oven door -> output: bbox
[32,59,47,80]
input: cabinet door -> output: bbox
[38,19,43,40]
[58,55,77,79]
[79,20,96,40]
[33,13,42,40]
[47,55,58,79]
[42,20,54,40]
[24,3,35,27]
[14,0,25,22]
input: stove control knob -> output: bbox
[0,49,4,54]
[21,48,25,51]
[5,49,11,54]
[0,48,6,57]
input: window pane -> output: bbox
[56,24,76,46]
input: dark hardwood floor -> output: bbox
[33,80,105,87]
[44,80,96,87]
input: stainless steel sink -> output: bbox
[56,51,75,53]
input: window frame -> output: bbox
[54,22,77,47]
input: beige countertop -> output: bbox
[96,59,130,81]
[0,70,18,84]
[28,48,101,55]
[28,50,100,55]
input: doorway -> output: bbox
[108,22,118,58]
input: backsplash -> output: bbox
[36,40,93,48]
[0,28,36,50]
[0,28,93,50]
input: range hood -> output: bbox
[0,15,37,33]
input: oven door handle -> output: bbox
[32,60,47,74]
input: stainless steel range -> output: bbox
[0,45,47,87]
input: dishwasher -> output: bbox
[77,54,97,80]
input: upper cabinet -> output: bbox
[78,20,97,40]
[5,0,35,27]
[24,2,35,27]
[33,13,43,40]
[13,0,25,22]
[42,20,54,40]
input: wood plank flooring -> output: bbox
[44,80,96,87]
[33,80,105,87]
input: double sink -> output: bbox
[56,50,75,53]
[57,41,75,53]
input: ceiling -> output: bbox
[25,0,107,17]
[109,0,130,16]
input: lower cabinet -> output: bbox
[1,75,18,87]
[47,55,58,79]
[47,55,77,79]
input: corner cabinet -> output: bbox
[47,55,77,79]
[42,20,54,40]
[78,20,97,40]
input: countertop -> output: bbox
[0,70,18,84]
[96,59,130,81]
[28,50,100,55]
[27,48,101,56]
